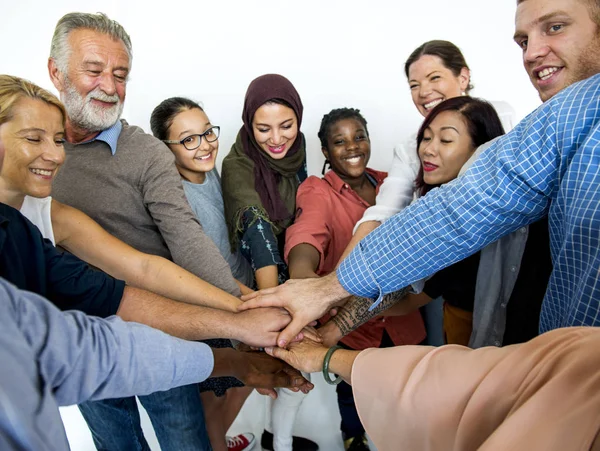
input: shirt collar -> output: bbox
[88,120,122,155]
[323,168,380,193]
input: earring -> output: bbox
[461,91,466,96]
[321,159,330,175]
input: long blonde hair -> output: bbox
[0,74,66,127]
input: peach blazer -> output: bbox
[352,327,600,451]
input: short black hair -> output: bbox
[317,107,369,149]
[150,97,203,140]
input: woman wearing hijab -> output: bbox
[222,74,316,451]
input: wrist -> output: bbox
[322,272,350,307]
[210,348,237,378]
[319,321,343,347]
[225,311,244,341]
[322,345,343,385]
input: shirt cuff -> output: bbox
[337,242,383,308]
[173,341,215,387]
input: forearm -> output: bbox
[337,220,380,268]
[116,286,241,341]
[288,243,321,279]
[136,255,242,312]
[256,265,280,289]
[331,287,410,337]
[210,347,240,378]
[236,279,255,296]
[381,292,432,316]
[329,349,360,383]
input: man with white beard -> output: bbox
[47,12,254,451]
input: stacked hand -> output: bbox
[234,350,314,393]
[239,272,350,347]
[265,338,329,374]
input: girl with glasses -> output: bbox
[150,97,256,451]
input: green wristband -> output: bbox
[322,345,343,385]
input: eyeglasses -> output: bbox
[163,126,220,151]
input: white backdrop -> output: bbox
[2,0,541,177]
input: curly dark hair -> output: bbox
[317,107,369,174]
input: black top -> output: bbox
[0,202,124,317]
[423,251,481,312]
[503,216,552,346]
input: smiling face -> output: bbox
[418,110,475,186]
[252,102,298,160]
[165,108,218,184]
[514,0,600,101]
[0,98,65,207]
[50,28,129,136]
[322,118,370,182]
[408,55,470,117]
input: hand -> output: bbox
[239,272,350,347]
[265,338,329,374]
[318,321,343,347]
[296,326,322,343]
[234,352,314,393]
[233,307,291,348]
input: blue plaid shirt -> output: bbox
[338,73,600,333]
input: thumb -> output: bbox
[265,345,292,364]
[276,316,308,348]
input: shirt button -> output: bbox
[494,340,501,347]
[520,227,527,234]
[501,303,507,308]
[510,266,517,273]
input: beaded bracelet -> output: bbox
[322,345,343,385]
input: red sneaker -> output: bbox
[227,432,256,451]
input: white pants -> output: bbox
[267,373,311,451]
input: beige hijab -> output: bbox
[352,327,600,451]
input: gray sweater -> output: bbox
[183,170,254,287]
[0,277,213,451]
[52,121,239,296]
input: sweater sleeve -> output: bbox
[2,278,213,406]
[140,143,240,296]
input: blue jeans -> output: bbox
[421,296,445,346]
[79,384,212,451]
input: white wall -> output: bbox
[2,0,541,177]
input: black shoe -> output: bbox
[261,429,319,451]
[344,435,370,451]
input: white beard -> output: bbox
[62,78,124,132]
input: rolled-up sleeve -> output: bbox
[284,179,332,273]
[338,92,572,305]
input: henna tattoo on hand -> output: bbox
[330,286,410,337]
